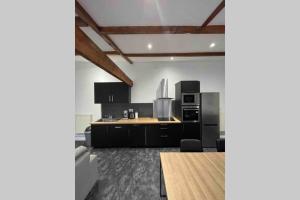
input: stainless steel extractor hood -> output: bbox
[153,79,173,121]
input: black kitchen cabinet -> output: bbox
[159,124,182,147]
[91,123,183,148]
[128,125,146,147]
[146,125,161,147]
[182,123,201,140]
[175,81,200,94]
[108,125,129,147]
[94,82,131,104]
[147,124,182,147]
[109,83,131,103]
[91,125,109,148]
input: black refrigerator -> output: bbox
[201,92,220,148]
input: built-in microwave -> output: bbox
[181,93,200,105]
[181,106,200,123]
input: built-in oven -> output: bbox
[182,93,200,105]
[181,106,200,123]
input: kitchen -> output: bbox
[75,0,225,199]
[88,80,221,149]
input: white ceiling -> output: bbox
[78,0,224,26]
[110,34,224,53]
[77,0,225,62]
[80,27,114,51]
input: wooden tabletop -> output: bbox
[91,117,181,125]
[160,152,225,200]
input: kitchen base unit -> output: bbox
[91,122,182,148]
[91,125,110,148]
[146,124,182,147]
[128,124,146,147]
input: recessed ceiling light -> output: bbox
[147,43,152,50]
[210,43,216,48]
[170,57,174,60]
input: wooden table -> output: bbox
[160,152,225,200]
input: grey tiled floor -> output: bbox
[84,147,217,200]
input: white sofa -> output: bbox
[75,146,98,200]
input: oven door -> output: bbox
[182,93,199,105]
[182,106,200,122]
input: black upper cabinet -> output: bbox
[94,83,111,103]
[175,81,200,93]
[109,82,131,103]
[94,82,131,104]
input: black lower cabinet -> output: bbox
[108,125,128,147]
[182,123,201,140]
[91,124,183,148]
[147,124,182,147]
[128,125,146,147]
[91,125,109,148]
[146,125,161,147]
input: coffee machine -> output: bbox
[128,109,135,119]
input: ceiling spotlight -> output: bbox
[210,43,216,48]
[147,43,152,50]
[170,57,174,60]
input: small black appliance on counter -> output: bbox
[128,109,135,119]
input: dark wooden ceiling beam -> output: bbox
[98,25,224,34]
[75,26,133,86]
[75,1,133,64]
[201,0,225,27]
[104,51,225,57]
[75,16,88,27]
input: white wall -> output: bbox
[75,58,225,131]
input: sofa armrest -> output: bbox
[89,154,98,187]
[75,146,88,160]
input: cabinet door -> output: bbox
[159,124,181,147]
[128,125,146,147]
[146,125,161,147]
[182,123,201,140]
[91,125,109,148]
[110,82,130,103]
[181,81,200,93]
[94,83,111,103]
[108,125,128,147]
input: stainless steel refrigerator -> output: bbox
[201,92,220,148]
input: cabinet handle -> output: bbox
[108,95,111,102]
[160,127,168,130]
[114,126,122,129]
[112,95,114,102]
[160,135,168,138]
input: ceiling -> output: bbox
[77,0,225,63]
[78,0,224,26]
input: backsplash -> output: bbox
[101,103,153,118]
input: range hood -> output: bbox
[153,79,173,121]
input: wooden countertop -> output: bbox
[160,152,225,200]
[91,117,181,125]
